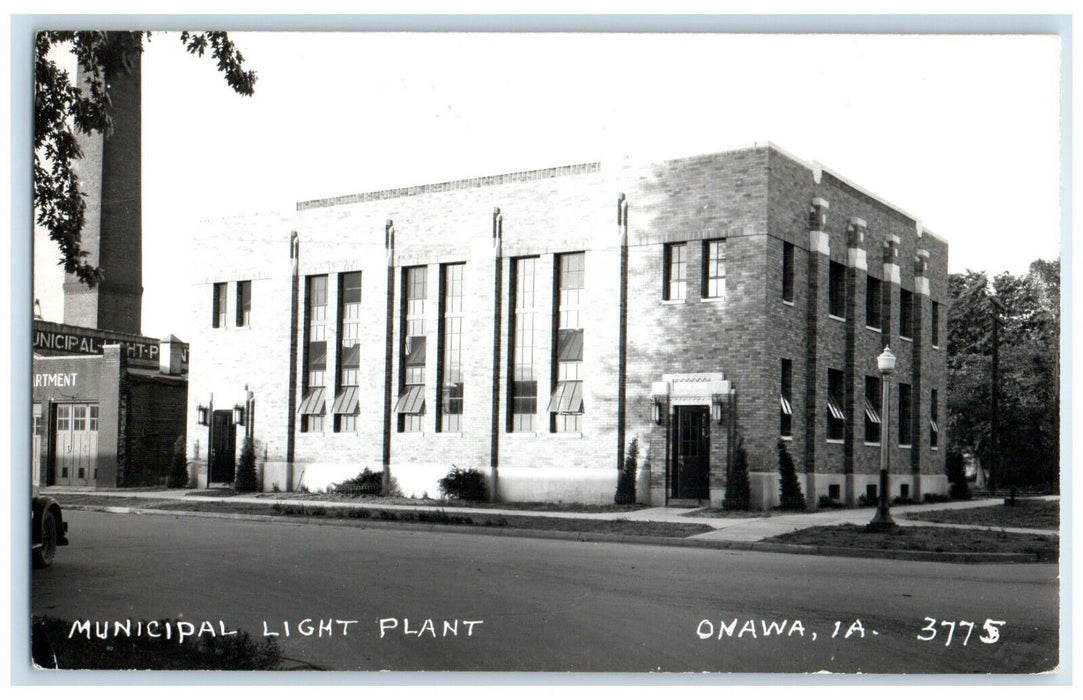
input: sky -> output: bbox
[31,30,1063,340]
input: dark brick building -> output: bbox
[188,144,948,508]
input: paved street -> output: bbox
[30,510,1059,674]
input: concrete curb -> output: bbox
[67,504,1055,564]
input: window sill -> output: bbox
[661,299,687,306]
[828,314,846,323]
[548,432,583,439]
[700,296,725,304]
[866,325,882,333]
[898,444,912,449]
[899,335,913,343]
[931,446,939,451]
[782,299,795,307]
[863,441,881,447]
[826,438,845,445]
[506,431,538,438]
[780,435,793,441]
[931,344,940,351]
[434,431,464,438]
[397,431,427,437]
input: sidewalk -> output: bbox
[41,486,1059,544]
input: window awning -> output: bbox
[307,341,327,371]
[780,395,793,416]
[827,397,845,421]
[556,329,584,362]
[394,385,425,414]
[546,380,583,414]
[332,386,359,415]
[405,336,426,367]
[864,398,881,424]
[298,387,326,415]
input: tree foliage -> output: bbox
[947,259,1059,490]
[234,437,258,492]
[34,31,257,286]
[615,437,639,505]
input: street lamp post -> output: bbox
[869,346,897,531]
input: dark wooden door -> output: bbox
[210,410,236,484]
[672,405,710,499]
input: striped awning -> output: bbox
[780,395,793,416]
[394,385,425,414]
[332,386,359,415]
[827,396,845,421]
[930,418,939,434]
[298,387,326,415]
[864,398,881,424]
[546,380,584,414]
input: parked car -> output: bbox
[32,486,68,568]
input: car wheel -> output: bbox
[33,510,57,569]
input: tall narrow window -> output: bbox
[930,388,939,448]
[549,253,585,433]
[898,382,913,446]
[212,282,227,328]
[827,368,845,441]
[663,243,687,301]
[828,261,846,318]
[900,289,914,339]
[395,266,427,432]
[931,301,940,347]
[333,272,362,433]
[235,281,251,327]
[780,359,793,437]
[782,242,795,303]
[866,275,882,329]
[299,275,328,432]
[864,376,882,444]
[510,258,539,432]
[439,263,465,432]
[703,239,726,299]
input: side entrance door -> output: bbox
[672,405,710,500]
[53,403,97,486]
[209,410,237,484]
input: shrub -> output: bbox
[234,437,258,492]
[167,436,189,488]
[723,438,752,511]
[777,439,806,510]
[923,492,950,504]
[818,495,843,509]
[615,438,638,505]
[438,467,487,501]
[892,495,915,506]
[332,468,384,496]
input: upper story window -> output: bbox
[782,242,795,303]
[900,289,914,340]
[439,263,465,433]
[780,358,793,438]
[864,375,882,444]
[395,266,428,433]
[300,275,328,433]
[931,300,940,348]
[235,281,251,327]
[866,275,882,330]
[333,271,362,433]
[828,261,846,319]
[827,368,845,441]
[212,282,227,328]
[663,243,688,301]
[898,382,913,446]
[703,239,726,299]
[510,257,539,432]
[550,253,585,433]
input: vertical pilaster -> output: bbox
[285,232,299,485]
[489,208,504,500]
[843,217,867,503]
[911,246,930,498]
[804,197,829,504]
[381,221,396,494]
[616,194,630,487]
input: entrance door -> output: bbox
[54,403,97,486]
[210,410,236,484]
[672,405,710,500]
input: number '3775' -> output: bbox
[917,618,1005,646]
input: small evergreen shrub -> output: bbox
[777,439,806,510]
[332,468,385,496]
[723,438,752,511]
[438,467,487,501]
[615,438,638,505]
[234,437,258,492]
[167,436,189,488]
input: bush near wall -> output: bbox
[438,467,487,501]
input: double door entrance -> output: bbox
[53,402,98,486]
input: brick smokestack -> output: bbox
[63,32,143,335]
